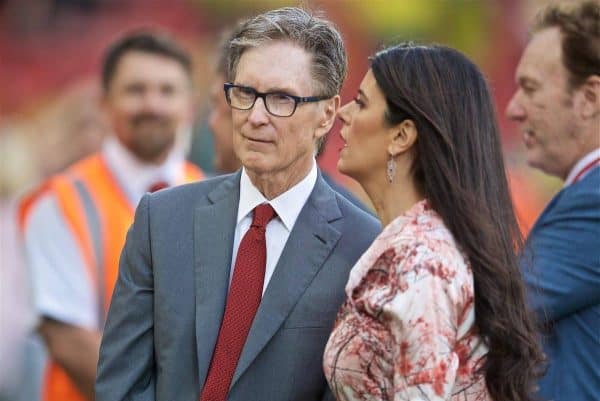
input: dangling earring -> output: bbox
[387,154,397,183]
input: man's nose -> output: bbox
[505,93,526,121]
[141,90,167,112]
[247,97,270,125]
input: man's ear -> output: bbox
[100,87,113,112]
[315,95,340,139]
[575,75,600,119]
[184,89,196,125]
[99,90,112,122]
[388,119,418,157]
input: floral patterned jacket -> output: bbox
[324,200,491,401]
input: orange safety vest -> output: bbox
[19,153,204,401]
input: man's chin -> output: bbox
[242,161,271,175]
[526,156,541,171]
[526,157,556,178]
[130,141,175,163]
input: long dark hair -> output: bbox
[371,43,545,401]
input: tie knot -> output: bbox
[148,181,169,193]
[251,203,276,229]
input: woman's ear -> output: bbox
[388,119,418,157]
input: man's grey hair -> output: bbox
[227,7,348,99]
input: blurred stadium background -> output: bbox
[0,0,562,228]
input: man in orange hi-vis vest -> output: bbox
[19,31,204,401]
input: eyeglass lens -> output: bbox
[228,86,296,117]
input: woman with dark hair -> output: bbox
[323,43,544,401]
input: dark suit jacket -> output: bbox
[520,167,600,401]
[96,170,380,401]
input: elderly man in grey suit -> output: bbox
[96,7,380,401]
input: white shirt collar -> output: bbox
[101,136,186,203]
[564,147,600,187]
[237,160,318,231]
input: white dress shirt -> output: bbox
[231,160,318,295]
[564,147,600,187]
[102,136,185,203]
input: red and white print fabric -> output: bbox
[324,200,491,401]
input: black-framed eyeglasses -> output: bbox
[224,83,329,117]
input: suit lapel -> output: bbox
[530,168,600,236]
[194,172,241,386]
[529,187,567,235]
[231,174,342,387]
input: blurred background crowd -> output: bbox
[0,0,562,400]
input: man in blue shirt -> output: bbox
[506,1,599,400]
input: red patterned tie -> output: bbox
[199,203,276,401]
[148,181,169,193]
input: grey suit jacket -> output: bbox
[96,170,380,401]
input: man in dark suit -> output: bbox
[506,1,599,400]
[96,7,380,401]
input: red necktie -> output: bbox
[148,181,169,193]
[199,203,276,401]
